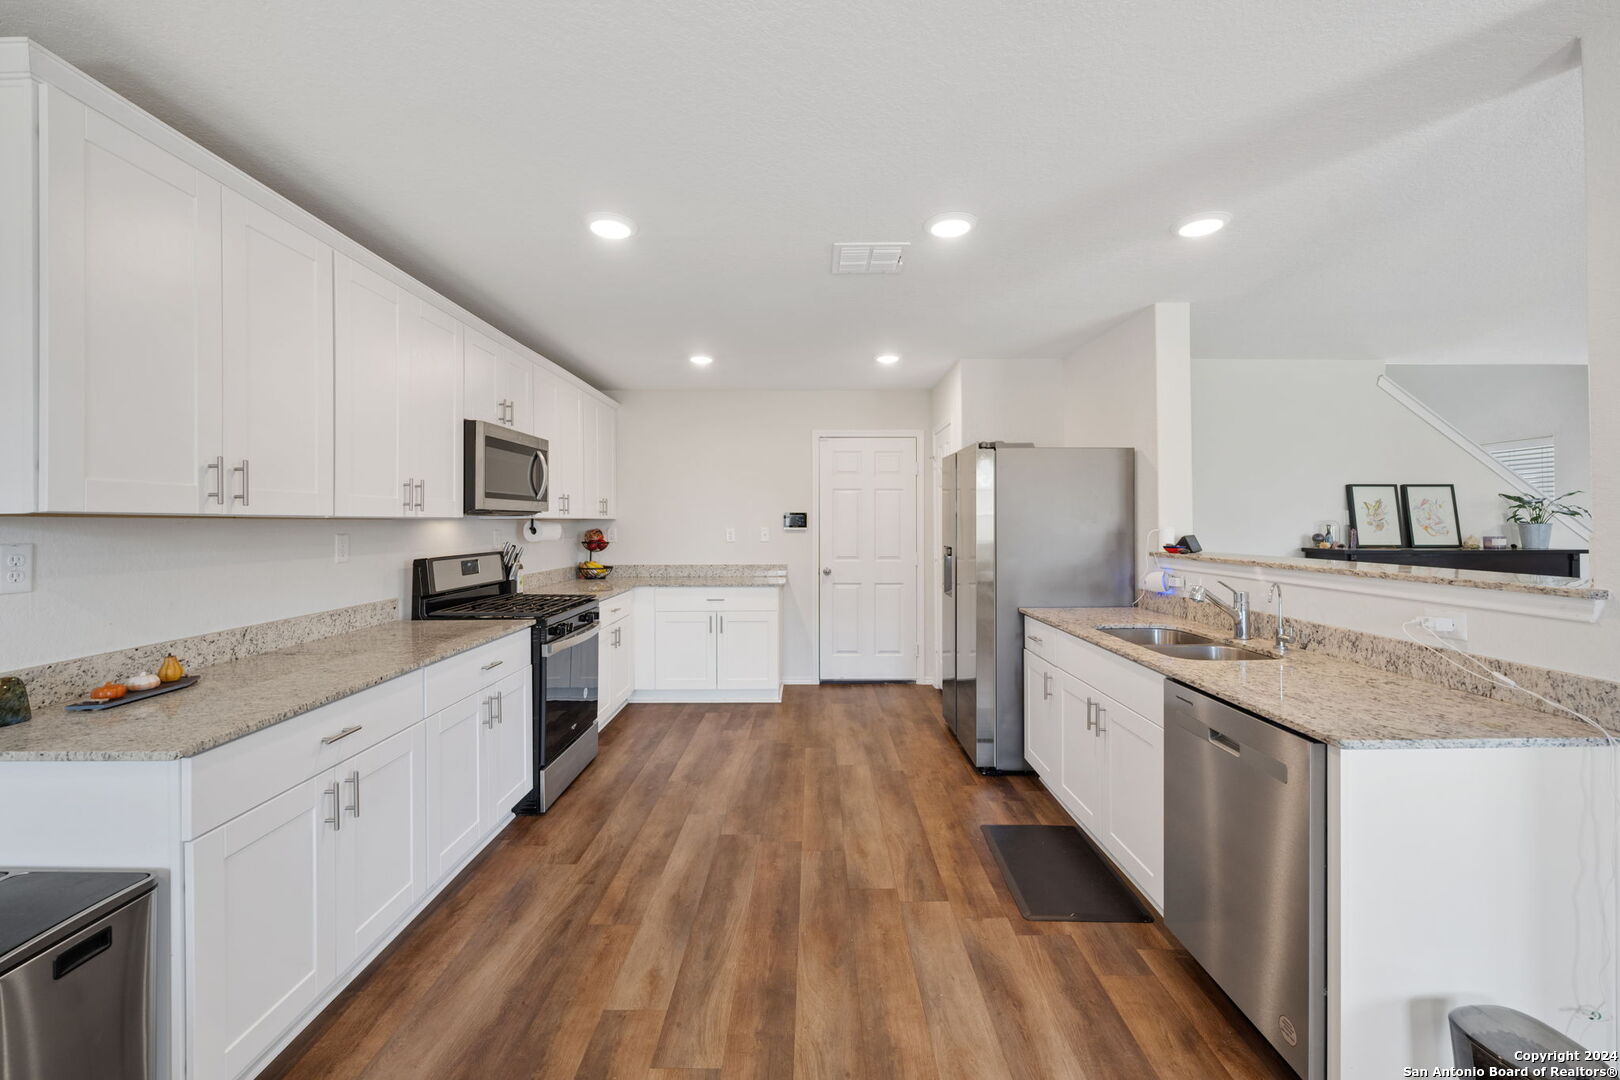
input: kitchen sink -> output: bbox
[1145,643,1276,661]
[1100,626,1221,646]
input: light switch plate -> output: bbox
[759,526,770,542]
[725,527,736,543]
[1,544,33,594]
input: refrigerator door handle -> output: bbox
[942,546,954,594]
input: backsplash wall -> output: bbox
[0,515,583,670]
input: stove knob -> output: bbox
[549,624,568,638]
[579,611,598,623]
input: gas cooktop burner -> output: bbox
[437,593,590,621]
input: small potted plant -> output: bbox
[1499,490,1589,550]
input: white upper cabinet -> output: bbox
[531,363,559,446]
[334,254,405,517]
[40,88,223,514]
[221,190,334,517]
[595,401,617,518]
[548,382,583,517]
[400,298,463,516]
[464,327,531,431]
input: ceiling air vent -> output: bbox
[831,242,909,274]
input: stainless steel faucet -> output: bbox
[1269,582,1296,654]
[1188,580,1250,639]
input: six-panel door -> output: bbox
[187,774,336,1080]
[334,725,428,969]
[221,190,335,517]
[41,88,223,514]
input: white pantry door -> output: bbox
[818,436,919,681]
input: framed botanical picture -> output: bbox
[1401,484,1462,548]
[1345,484,1406,547]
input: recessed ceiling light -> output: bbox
[688,354,714,367]
[926,212,977,239]
[1175,212,1230,239]
[587,213,636,240]
[875,353,901,366]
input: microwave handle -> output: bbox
[530,449,549,501]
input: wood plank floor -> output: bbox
[269,683,1295,1080]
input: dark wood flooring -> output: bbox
[269,683,1294,1080]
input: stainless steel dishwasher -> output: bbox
[0,870,156,1080]
[1163,682,1326,1080]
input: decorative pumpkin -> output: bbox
[157,655,185,683]
[89,683,127,701]
[126,672,161,692]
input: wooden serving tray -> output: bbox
[65,676,200,711]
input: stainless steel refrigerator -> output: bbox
[941,444,1134,771]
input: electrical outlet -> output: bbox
[759,526,770,542]
[0,544,33,594]
[1417,613,1468,641]
[334,534,350,564]
[725,527,736,543]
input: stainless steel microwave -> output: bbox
[464,420,549,515]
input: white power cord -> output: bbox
[1401,618,1620,1040]
[1133,528,1163,608]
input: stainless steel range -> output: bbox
[411,552,598,813]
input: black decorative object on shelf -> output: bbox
[1300,547,1587,578]
[0,677,29,727]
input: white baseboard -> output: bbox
[627,687,783,704]
[782,677,820,685]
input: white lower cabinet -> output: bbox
[600,613,635,726]
[647,589,781,695]
[1023,622,1165,910]
[653,610,720,690]
[184,637,530,1080]
[188,775,335,1080]
[716,609,780,691]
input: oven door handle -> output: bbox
[541,624,599,657]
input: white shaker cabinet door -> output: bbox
[1056,672,1105,835]
[653,611,718,690]
[1101,700,1165,908]
[1022,651,1058,781]
[715,609,779,691]
[426,694,487,878]
[547,382,583,517]
[334,725,428,970]
[41,88,223,514]
[401,297,463,517]
[221,189,334,517]
[483,669,531,822]
[334,254,405,517]
[595,402,616,518]
[187,774,336,1080]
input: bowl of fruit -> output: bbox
[578,530,612,579]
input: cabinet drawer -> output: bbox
[1023,621,1057,663]
[600,592,634,625]
[185,672,422,838]
[422,632,530,717]
[652,587,780,612]
[1048,632,1164,726]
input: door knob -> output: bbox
[822,567,832,576]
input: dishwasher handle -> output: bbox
[1208,728,1242,756]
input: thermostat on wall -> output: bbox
[783,513,808,530]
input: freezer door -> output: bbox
[953,448,984,761]
[939,453,956,729]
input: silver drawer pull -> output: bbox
[1028,634,1043,644]
[481,659,505,671]
[320,724,363,745]
[344,770,360,817]
[324,782,341,831]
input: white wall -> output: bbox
[1387,363,1592,499]
[1061,302,1193,575]
[0,515,579,670]
[1191,357,1585,555]
[608,389,932,684]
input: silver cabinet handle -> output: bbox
[324,781,341,831]
[561,493,569,513]
[320,724,363,745]
[1028,634,1043,645]
[414,478,425,511]
[708,614,715,634]
[482,696,496,728]
[494,692,504,725]
[1042,672,1052,700]
[206,456,225,504]
[1085,699,1097,732]
[232,459,250,505]
[481,658,505,671]
[403,479,414,511]
[719,614,725,634]
[1093,703,1105,736]
[344,769,360,817]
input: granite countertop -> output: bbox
[1155,551,1608,601]
[1020,607,1605,749]
[0,621,531,763]
[522,572,788,600]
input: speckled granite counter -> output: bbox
[1020,607,1604,748]
[1155,551,1608,600]
[519,571,788,601]
[0,620,531,762]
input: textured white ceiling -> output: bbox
[4,0,1600,388]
